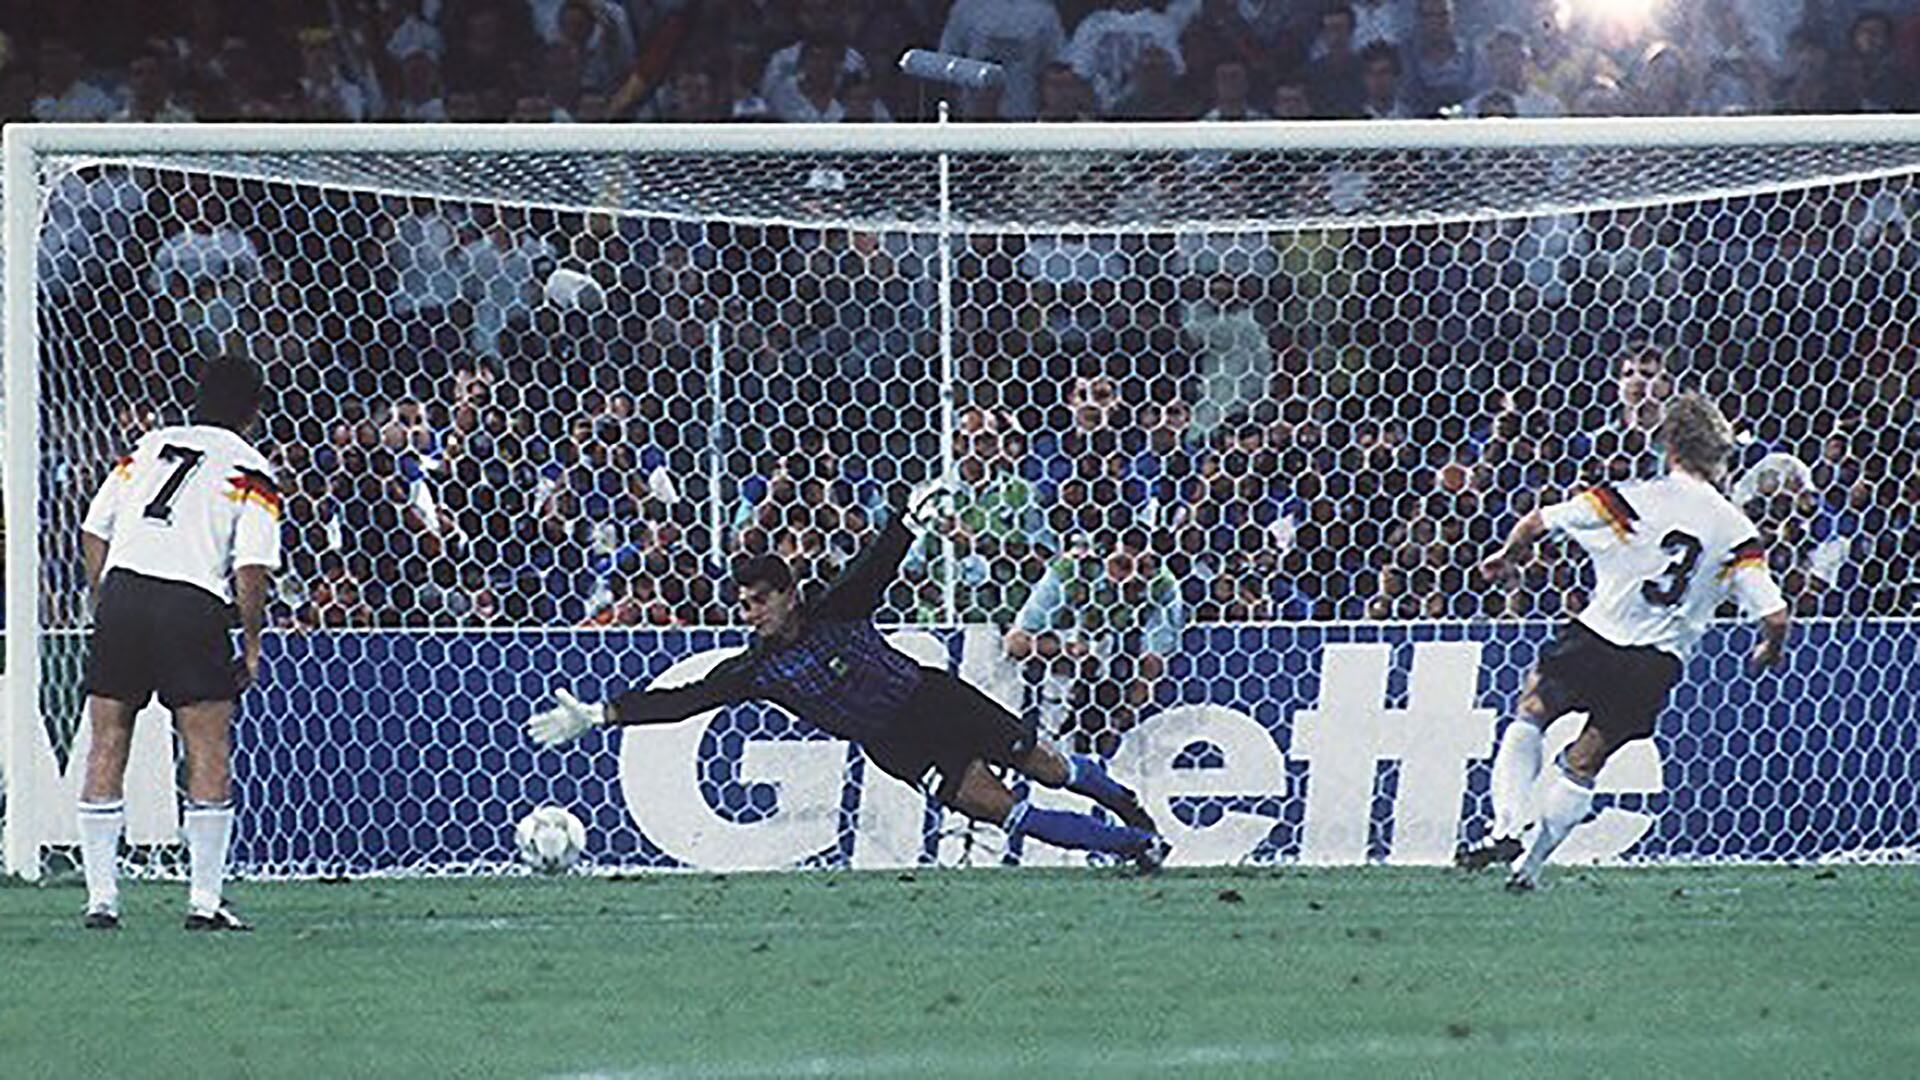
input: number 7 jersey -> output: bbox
[81,424,282,604]
[1541,472,1786,662]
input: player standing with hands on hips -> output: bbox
[76,356,279,930]
[1462,394,1790,890]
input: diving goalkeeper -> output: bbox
[526,490,1169,870]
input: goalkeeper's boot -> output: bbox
[184,903,254,932]
[1128,834,1172,876]
[1454,836,1524,871]
[82,905,120,931]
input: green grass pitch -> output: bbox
[3,866,1916,1078]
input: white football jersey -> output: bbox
[1541,472,1786,661]
[81,425,282,603]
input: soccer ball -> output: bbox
[514,806,586,874]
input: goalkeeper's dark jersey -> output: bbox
[609,516,922,743]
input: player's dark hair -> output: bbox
[192,355,265,433]
[735,554,795,594]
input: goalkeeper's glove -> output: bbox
[527,689,606,748]
[906,478,960,534]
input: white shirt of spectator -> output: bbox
[83,425,283,604]
[1062,7,1187,114]
[148,225,262,292]
[761,43,868,118]
[1351,0,1411,50]
[1541,471,1785,662]
[33,79,119,121]
[388,13,445,61]
[939,0,1068,119]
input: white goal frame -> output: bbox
[7,115,1920,878]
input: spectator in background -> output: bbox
[1112,45,1192,119]
[1181,0,1292,95]
[555,0,637,96]
[628,64,730,121]
[113,53,196,122]
[1269,75,1315,119]
[32,38,117,121]
[1352,0,1412,51]
[1467,27,1563,117]
[1405,0,1471,114]
[1004,534,1186,756]
[1836,11,1911,111]
[1199,58,1264,120]
[1778,28,1847,112]
[394,50,450,120]
[1307,4,1364,117]
[1063,0,1187,116]
[1185,273,1275,440]
[1631,41,1699,115]
[298,28,378,120]
[938,0,1067,120]
[760,0,868,117]
[1358,41,1415,117]
[383,0,445,63]
[444,3,527,101]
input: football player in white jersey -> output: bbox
[1461,394,1790,890]
[76,356,280,930]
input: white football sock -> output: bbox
[1490,720,1544,840]
[1513,764,1595,885]
[77,799,126,914]
[183,800,235,915]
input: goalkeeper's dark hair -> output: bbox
[1658,393,1736,480]
[735,554,795,594]
[192,355,265,433]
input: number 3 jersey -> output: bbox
[82,425,282,603]
[1542,472,1786,662]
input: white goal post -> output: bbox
[6,117,1920,879]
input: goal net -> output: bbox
[5,120,1919,878]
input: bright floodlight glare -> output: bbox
[1555,0,1662,30]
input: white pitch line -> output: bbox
[550,1028,1804,1079]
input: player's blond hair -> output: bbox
[1658,393,1736,480]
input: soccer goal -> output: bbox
[5,118,1919,880]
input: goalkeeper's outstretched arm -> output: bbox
[810,500,916,621]
[527,656,756,747]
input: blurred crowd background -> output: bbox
[5,0,1919,125]
[11,0,1920,751]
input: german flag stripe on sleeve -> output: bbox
[110,455,134,480]
[226,467,282,517]
[1581,485,1638,540]
[1723,538,1767,577]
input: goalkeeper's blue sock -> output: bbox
[1004,799,1151,855]
[1063,754,1135,807]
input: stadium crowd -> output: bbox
[13,1,1920,751]
[6,1,1920,125]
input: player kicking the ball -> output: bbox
[1461,394,1789,890]
[77,356,279,930]
[527,490,1169,870]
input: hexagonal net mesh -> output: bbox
[6,123,1918,878]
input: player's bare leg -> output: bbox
[1009,742,1160,836]
[1458,670,1561,870]
[1506,723,1626,892]
[77,696,141,928]
[944,759,1166,872]
[175,701,250,931]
